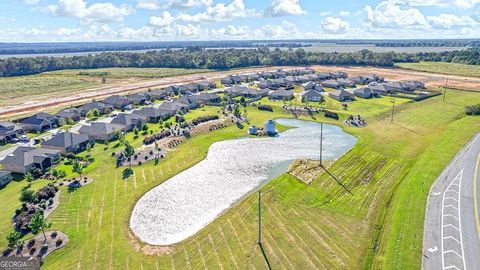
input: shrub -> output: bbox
[51,231,57,238]
[324,110,339,120]
[258,105,273,112]
[465,104,480,115]
[29,248,36,255]
[56,239,63,246]
[20,190,35,203]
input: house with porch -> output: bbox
[78,101,113,116]
[329,89,355,102]
[78,122,125,141]
[19,112,59,133]
[103,95,131,110]
[55,108,82,122]
[268,89,294,101]
[42,132,94,154]
[300,90,324,102]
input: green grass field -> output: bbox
[396,61,480,77]
[0,68,210,106]
[0,89,478,269]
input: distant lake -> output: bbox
[0,43,466,59]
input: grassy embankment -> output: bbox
[0,68,210,107]
[396,61,480,77]
[0,88,478,269]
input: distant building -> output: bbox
[103,95,130,109]
[78,101,113,116]
[42,132,93,154]
[134,107,171,123]
[300,90,324,102]
[19,112,59,133]
[268,89,294,101]
[110,113,146,131]
[354,87,380,99]
[329,89,355,102]
[55,108,82,122]
[78,122,125,141]
[0,122,24,143]
[264,120,277,136]
[0,146,61,174]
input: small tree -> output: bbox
[117,132,126,146]
[6,231,24,255]
[72,160,84,179]
[233,103,241,118]
[24,171,34,183]
[85,143,92,155]
[58,117,67,127]
[28,212,52,245]
[124,142,135,168]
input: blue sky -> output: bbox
[0,0,479,42]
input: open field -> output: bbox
[1,86,479,269]
[396,61,480,78]
[0,68,210,109]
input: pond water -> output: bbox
[130,119,357,245]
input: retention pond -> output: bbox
[130,118,357,245]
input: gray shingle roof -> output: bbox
[42,132,90,149]
[1,146,60,167]
[78,122,125,136]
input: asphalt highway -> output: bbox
[423,133,480,270]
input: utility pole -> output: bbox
[390,98,396,124]
[258,190,262,245]
[320,122,323,167]
[443,78,448,103]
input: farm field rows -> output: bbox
[396,61,480,78]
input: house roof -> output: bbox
[1,146,60,167]
[55,108,80,119]
[0,122,23,135]
[78,122,124,136]
[330,89,354,98]
[127,93,150,102]
[79,101,111,112]
[135,107,171,118]
[20,113,57,126]
[301,89,323,98]
[111,113,146,126]
[269,89,294,97]
[157,100,188,112]
[353,87,372,95]
[43,132,90,149]
[103,95,130,106]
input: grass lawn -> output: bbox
[0,89,478,269]
[0,68,210,106]
[395,61,480,77]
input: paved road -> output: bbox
[423,133,480,270]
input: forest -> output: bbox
[0,46,479,77]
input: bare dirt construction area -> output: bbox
[1,65,479,119]
[312,65,480,91]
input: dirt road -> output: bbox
[1,65,479,119]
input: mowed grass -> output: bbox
[0,68,210,106]
[0,89,478,269]
[396,61,480,77]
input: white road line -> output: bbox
[441,170,466,270]
[443,214,459,221]
[445,197,458,201]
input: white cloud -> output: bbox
[23,0,41,4]
[320,11,332,16]
[365,1,428,28]
[149,0,257,24]
[149,11,176,27]
[254,21,299,39]
[136,0,162,10]
[397,0,480,8]
[427,13,479,28]
[321,17,350,33]
[454,0,480,8]
[264,0,306,17]
[46,0,132,24]
[168,0,213,8]
[339,11,350,17]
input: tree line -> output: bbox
[0,47,479,77]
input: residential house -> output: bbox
[317,72,331,80]
[350,76,366,85]
[300,90,324,102]
[197,80,215,91]
[321,80,342,89]
[78,122,125,141]
[0,171,12,187]
[302,81,316,90]
[150,88,173,100]
[19,112,59,133]
[354,87,380,99]
[111,113,146,131]
[126,93,151,105]
[330,71,348,79]
[178,96,199,109]
[156,100,189,115]
[191,93,222,104]
[402,80,426,90]
[363,74,384,83]
[368,83,396,94]
[103,95,130,110]
[336,78,356,88]
[247,74,260,81]
[221,75,234,85]
[78,101,113,116]
[55,108,82,122]
[135,107,171,123]
[329,89,355,102]
[268,89,294,101]
[0,146,61,174]
[163,85,180,95]
[42,132,93,154]
[258,79,280,90]
[0,122,24,143]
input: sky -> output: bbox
[0,0,479,42]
